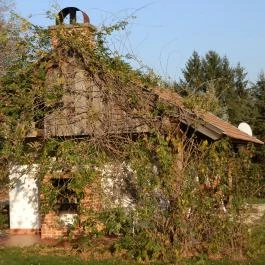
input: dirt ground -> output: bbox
[0,233,41,247]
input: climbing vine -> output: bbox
[0,13,257,262]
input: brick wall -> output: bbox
[41,211,68,239]
[41,180,103,240]
[80,182,102,211]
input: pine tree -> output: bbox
[249,73,265,197]
[180,51,203,93]
[179,50,250,125]
[251,73,265,137]
[227,63,252,125]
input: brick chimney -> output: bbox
[49,7,96,48]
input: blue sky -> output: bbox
[13,0,265,83]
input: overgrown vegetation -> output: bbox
[0,4,264,263]
[176,51,265,199]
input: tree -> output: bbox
[0,0,21,183]
[179,50,251,125]
[251,73,265,137]
[249,73,265,197]
[226,63,253,125]
[0,0,20,76]
[180,51,203,93]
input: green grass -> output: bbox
[246,198,265,204]
[0,248,131,265]
[0,247,164,265]
[0,248,265,265]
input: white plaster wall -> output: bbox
[100,162,136,208]
[9,165,40,230]
[59,213,78,226]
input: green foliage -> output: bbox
[251,73,265,136]
[249,73,265,198]
[103,136,250,262]
[0,10,261,263]
[100,207,132,236]
[249,214,265,259]
[116,232,166,262]
[179,51,251,124]
[178,50,265,200]
[2,246,265,265]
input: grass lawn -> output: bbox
[0,248,136,265]
[1,248,265,265]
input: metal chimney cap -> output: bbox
[56,7,90,25]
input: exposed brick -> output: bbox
[41,177,103,240]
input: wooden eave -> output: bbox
[152,87,264,145]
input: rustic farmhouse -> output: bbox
[2,7,263,240]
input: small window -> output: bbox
[51,178,78,214]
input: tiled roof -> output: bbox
[153,87,264,145]
[203,112,263,144]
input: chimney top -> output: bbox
[50,7,95,48]
[56,7,90,25]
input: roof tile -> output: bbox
[153,87,264,145]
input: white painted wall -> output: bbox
[100,162,136,208]
[9,165,40,230]
[59,213,78,226]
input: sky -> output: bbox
[13,0,265,83]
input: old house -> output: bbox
[4,7,263,240]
